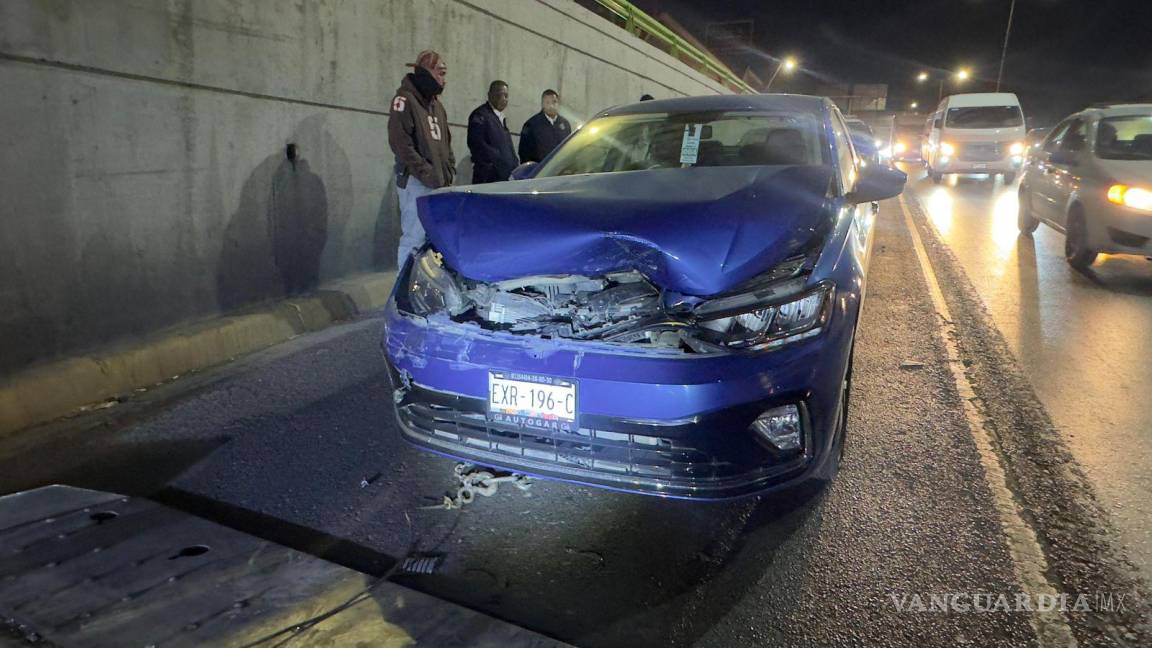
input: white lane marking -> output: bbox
[899,194,1077,647]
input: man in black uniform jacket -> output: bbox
[518,89,572,163]
[467,80,519,183]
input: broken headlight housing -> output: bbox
[400,248,466,316]
[694,281,833,350]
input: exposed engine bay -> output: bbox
[406,249,826,355]
[462,271,700,348]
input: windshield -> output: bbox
[1095,115,1152,160]
[945,106,1024,129]
[535,111,826,177]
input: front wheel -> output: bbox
[1065,210,1098,271]
[1003,171,1017,184]
[817,364,851,482]
[1018,189,1039,234]
[930,170,943,184]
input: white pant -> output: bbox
[397,176,435,269]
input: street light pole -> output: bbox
[764,57,795,92]
[996,0,1017,91]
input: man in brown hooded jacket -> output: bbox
[388,50,455,269]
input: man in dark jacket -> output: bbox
[388,49,455,269]
[518,89,572,163]
[467,80,518,183]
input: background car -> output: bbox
[891,125,923,162]
[382,94,906,499]
[924,92,1027,184]
[1018,104,1152,270]
[845,117,881,165]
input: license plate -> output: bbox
[488,372,577,430]
[973,163,988,169]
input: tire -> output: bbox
[1064,208,1098,270]
[817,362,852,482]
[1003,171,1017,184]
[1018,189,1039,235]
[930,170,943,184]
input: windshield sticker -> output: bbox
[680,124,703,164]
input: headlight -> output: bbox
[1009,141,1024,155]
[939,142,956,156]
[695,282,833,350]
[1108,184,1152,211]
[401,248,466,315]
[893,141,907,154]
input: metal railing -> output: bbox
[582,0,755,94]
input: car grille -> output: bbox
[959,142,1004,162]
[392,383,806,497]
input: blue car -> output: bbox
[382,94,905,499]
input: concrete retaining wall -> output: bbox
[0,0,731,377]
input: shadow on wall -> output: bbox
[217,128,334,310]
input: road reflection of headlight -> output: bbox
[991,189,1020,257]
[926,187,953,236]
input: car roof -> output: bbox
[1079,104,1152,119]
[598,93,828,118]
[943,92,1021,108]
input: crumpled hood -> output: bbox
[418,166,835,296]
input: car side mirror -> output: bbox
[510,161,537,180]
[847,164,907,203]
[1048,150,1079,166]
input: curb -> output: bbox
[0,271,396,435]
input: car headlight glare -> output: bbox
[402,249,466,316]
[697,282,833,349]
[1009,141,1024,155]
[1108,184,1152,211]
[893,141,907,154]
[939,142,955,156]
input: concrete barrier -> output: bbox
[0,0,731,379]
[0,0,732,431]
[0,272,395,435]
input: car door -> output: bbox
[926,112,944,165]
[1044,118,1088,229]
[1030,119,1072,223]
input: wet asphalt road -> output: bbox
[901,163,1152,585]
[1,197,1149,646]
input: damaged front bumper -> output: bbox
[381,291,854,499]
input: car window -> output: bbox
[535,111,827,177]
[1043,120,1073,153]
[1095,114,1152,160]
[1059,119,1087,152]
[829,111,857,192]
[945,106,1024,129]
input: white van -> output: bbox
[924,92,1027,184]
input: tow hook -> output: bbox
[423,463,533,510]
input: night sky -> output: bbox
[636,0,1152,125]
